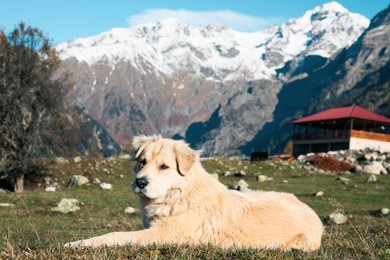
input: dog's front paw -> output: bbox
[64,240,84,248]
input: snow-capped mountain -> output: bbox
[242,4,390,155]
[56,2,370,156]
[57,2,368,81]
[259,2,369,66]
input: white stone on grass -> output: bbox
[73,156,82,163]
[235,170,246,177]
[234,179,251,192]
[51,198,80,213]
[45,186,56,192]
[329,212,348,224]
[256,175,273,182]
[67,175,89,187]
[124,207,136,214]
[56,157,70,164]
[223,171,232,177]
[380,208,389,216]
[363,161,387,175]
[100,183,112,190]
[366,174,377,183]
[0,203,15,207]
[336,177,350,182]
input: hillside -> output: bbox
[56,2,373,156]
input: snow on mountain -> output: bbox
[257,1,369,67]
[57,18,273,81]
[55,2,372,156]
[56,2,369,82]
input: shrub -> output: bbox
[314,155,351,172]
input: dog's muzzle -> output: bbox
[135,177,149,189]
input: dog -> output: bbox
[65,135,323,251]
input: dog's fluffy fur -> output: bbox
[65,135,323,251]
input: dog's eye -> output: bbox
[160,164,169,170]
[139,159,146,166]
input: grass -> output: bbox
[0,157,389,259]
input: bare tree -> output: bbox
[0,23,74,192]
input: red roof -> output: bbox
[292,105,390,124]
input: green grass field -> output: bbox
[0,157,389,259]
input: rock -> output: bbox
[118,154,131,160]
[234,179,251,192]
[282,180,288,184]
[73,156,82,163]
[363,161,387,175]
[268,162,276,168]
[314,191,324,197]
[210,173,219,180]
[67,175,89,187]
[303,165,314,172]
[45,186,56,192]
[256,175,274,182]
[380,208,389,216]
[336,177,350,182]
[93,178,101,184]
[235,170,246,177]
[366,174,377,183]
[364,153,373,161]
[44,177,51,185]
[223,171,232,177]
[329,212,348,224]
[0,189,7,193]
[100,183,112,190]
[55,157,70,164]
[0,203,15,207]
[297,155,306,162]
[51,198,80,213]
[355,165,363,172]
[124,207,136,214]
[120,174,124,178]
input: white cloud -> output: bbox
[128,9,284,32]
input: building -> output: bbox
[292,105,390,157]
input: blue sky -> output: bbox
[1,1,388,44]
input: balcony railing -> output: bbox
[294,129,351,141]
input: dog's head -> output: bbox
[131,135,199,200]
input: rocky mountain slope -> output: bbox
[241,4,390,155]
[56,2,371,156]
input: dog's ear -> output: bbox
[174,141,199,176]
[132,135,161,159]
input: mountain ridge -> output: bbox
[56,2,376,156]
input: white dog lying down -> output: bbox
[65,135,323,251]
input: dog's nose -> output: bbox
[135,177,149,189]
